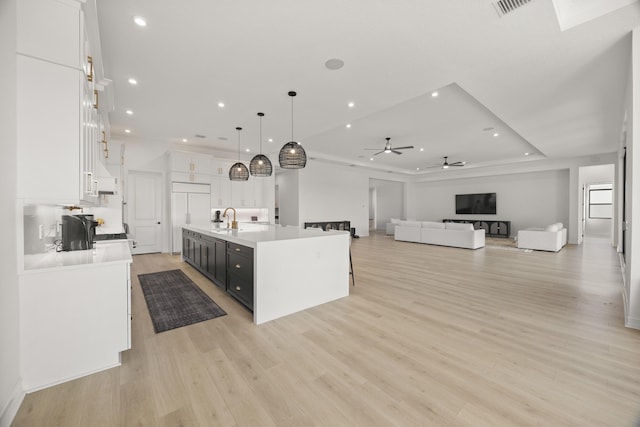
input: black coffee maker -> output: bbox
[61,214,99,251]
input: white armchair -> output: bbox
[386,218,401,235]
[517,222,567,252]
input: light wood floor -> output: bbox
[13,233,640,426]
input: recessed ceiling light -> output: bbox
[416,168,420,171]
[128,78,138,85]
[431,91,439,97]
[245,148,250,152]
[125,110,133,115]
[525,152,530,156]
[268,138,273,142]
[420,148,424,152]
[348,102,355,108]
[346,124,351,128]
[370,157,374,161]
[493,132,499,137]
[133,16,147,27]
[124,129,131,133]
[218,102,225,108]
[182,138,188,143]
[325,58,345,70]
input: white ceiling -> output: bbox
[96,0,640,174]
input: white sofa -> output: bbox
[385,218,401,235]
[517,222,567,252]
[395,221,485,249]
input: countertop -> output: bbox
[22,241,133,273]
[184,223,348,248]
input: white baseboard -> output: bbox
[0,380,24,427]
[625,315,640,330]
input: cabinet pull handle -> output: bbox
[235,286,241,291]
[92,179,99,197]
[235,248,240,252]
[84,171,93,194]
[93,90,99,109]
[235,264,241,269]
[87,56,93,82]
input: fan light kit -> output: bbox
[365,137,414,156]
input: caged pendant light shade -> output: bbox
[229,127,249,181]
[249,112,273,177]
[278,91,307,169]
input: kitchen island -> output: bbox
[182,224,350,324]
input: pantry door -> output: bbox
[128,171,162,254]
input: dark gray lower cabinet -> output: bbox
[182,229,253,311]
[226,242,254,311]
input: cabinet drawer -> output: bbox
[227,242,253,257]
[227,252,253,282]
[227,273,253,311]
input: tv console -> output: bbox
[442,219,511,238]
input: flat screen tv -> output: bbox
[456,193,497,214]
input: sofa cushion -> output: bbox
[545,224,559,232]
[399,221,422,228]
[390,218,400,224]
[445,222,474,231]
[422,221,445,229]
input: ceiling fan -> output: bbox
[365,137,414,155]
[430,156,466,169]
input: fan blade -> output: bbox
[393,146,414,150]
[449,161,465,166]
[391,150,402,155]
[364,148,382,150]
[372,150,385,156]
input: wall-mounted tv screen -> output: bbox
[455,193,497,214]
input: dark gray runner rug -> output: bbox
[138,269,226,333]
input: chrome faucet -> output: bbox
[223,207,238,229]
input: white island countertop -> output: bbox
[183,223,348,248]
[22,241,133,273]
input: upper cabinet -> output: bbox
[168,151,213,184]
[16,0,109,205]
[17,0,81,68]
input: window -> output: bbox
[588,184,612,219]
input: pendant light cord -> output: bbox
[236,127,242,161]
[291,95,294,142]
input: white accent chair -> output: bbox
[517,222,567,252]
[386,218,401,235]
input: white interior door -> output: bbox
[128,171,162,254]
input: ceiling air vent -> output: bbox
[493,0,533,17]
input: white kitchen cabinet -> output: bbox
[19,260,131,391]
[211,159,234,207]
[17,0,101,205]
[231,179,256,207]
[168,151,213,183]
[17,0,82,68]
[17,55,98,204]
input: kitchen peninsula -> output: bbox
[182,223,350,324]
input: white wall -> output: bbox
[408,169,570,237]
[298,161,370,237]
[622,28,640,329]
[370,179,404,229]
[0,0,23,424]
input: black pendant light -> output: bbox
[278,91,307,169]
[249,112,273,177]
[229,127,249,181]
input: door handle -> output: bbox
[157,222,161,224]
